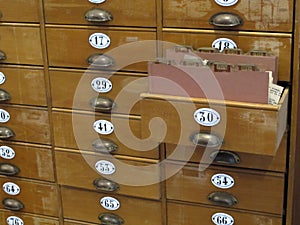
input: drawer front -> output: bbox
[163,0,293,32]
[165,133,287,172]
[55,149,161,200]
[52,110,159,159]
[0,1,40,23]
[0,26,43,66]
[0,66,47,106]
[0,142,54,181]
[0,210,59,225]
[141,90,288,156]
[0,106,50,145]
[61,186,162,224]
[162,31,291,82]
[0,177,59,217]
[168,202,282,225]
[46,27,156,72]
[44,0,156,27]
[50,69,147,115]
[166,163,285,214]
[64,221,97,225]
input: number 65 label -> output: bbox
[194,108,221,126]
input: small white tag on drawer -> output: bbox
[100,196,120,210]
[0,146,15,159]
[212,38,237,52]
[212,212,234,225]
[91,77,113,93]
[93,120,114,135]
[0,109,10,123]
[95,160,116,175]
[89,0,106,4]
[0,72,6,84]
[194,108,221,127]
[89,33,111,49]
[211,173,235,189]
[7,216,24,225]
[3,182,21,196]
[214,0,238,7]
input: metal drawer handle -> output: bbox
[0,89,11,101]
[0,126,15,139]
[92,138,118,153]
[89,96,115,112]
[2,198,24,211]
[0,163,20,176]
[209,150,240,165]
[93,178,120,192]
[98,213,124,225]
[84,8,113,22]
[190,132,222,148]
[209,12,243,27]
[208,192,238,207]
[0,50,6,61]
[87,54,115,68]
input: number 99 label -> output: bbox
[194,108,221,126]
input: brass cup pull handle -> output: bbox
[98,213,124,225]
[84,8,113,22]
[93,178,120,192]
[2,198,24,211]
[0,126,15,139]
[208,192,238,207]
[0,50,6,61]
[209,12,243,27]
[89,96,115,112]
[0,163,20,176]
[0,89,11,102]
[87,54,115,68]
[209,150,240,165]
[190,132,222,148]
[92,138,118,153]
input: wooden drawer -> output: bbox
[44,0,156,27]
[165,133,287,172]
[163,0,293,32]
[168,202,282,225]
[0,177,59,217]
[46,27,156,72]
[162,30,292,82]
[0,0,40,23]
[61,186,162,224]
[140,90,288,156]
[0,210,59,225]
[0,105,50,145]
[0,142,54,181]
[166,162,285,214]
[0,25,43,66]
[52,110,159,159]
[64,221,97,225]
[0,66,47,106]
[50,69,147,115]
[55,149,161,200]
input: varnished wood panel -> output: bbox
[44,0,156,27]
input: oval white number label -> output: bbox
[89,33,111,49]
[214,0,238,7]
[7,216,24,225]
[194,108,220,126]
[212,38,237,52]
[0,146,15,159]
[93,120,114,135]
[3,182,21,196]
[91,77,113,93]
[89,0,106,3]
[95,160,116,175]
[0,109,10,123]
[100,196,120,210]
[0,72,6,84]
[212,212,234,225]
[211,173,235,189]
